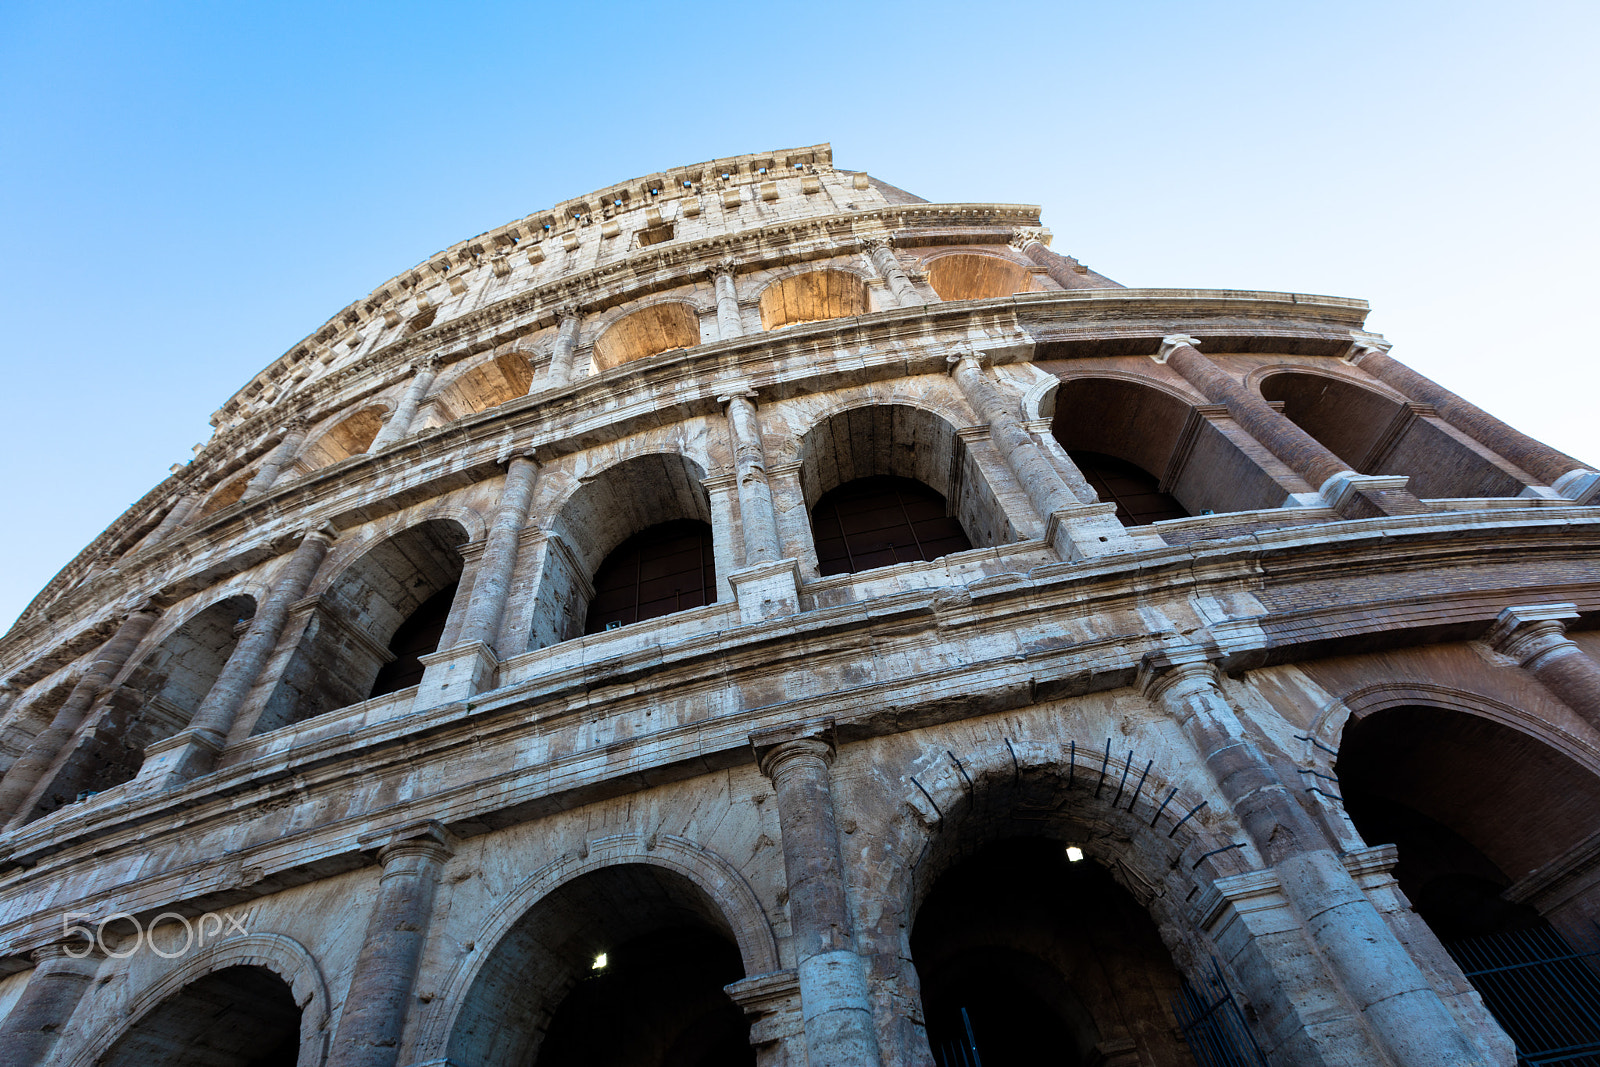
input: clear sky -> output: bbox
[2,0,1597,632]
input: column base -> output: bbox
[416,641,499,711]
[1317,471,1427,518]
[1044,504,1139,561]
[133,727,226,791]
[729,559,803,624]
[1555,469,1600,504]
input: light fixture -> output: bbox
[592,952,608,970]
[1065,846,1084,862]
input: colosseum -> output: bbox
[0,143,1597,1067]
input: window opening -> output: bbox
[369,581,458,697]
[584,519,716,634]
[1069,451,1187,526]
[812,475,971,576]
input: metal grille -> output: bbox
[583,519,716,634]
[812,475,971,576]
[1070,450,1189,527]
[1172,958,1271,1067]
[1448,925,1600,1066]
[931,1007,984,1067]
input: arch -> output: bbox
[1053,374,1286,520]
[592,302,701,371]
[421,834,776,1067]
[68,933,331,1067]
[795,402,1010,563]
[1257,367,1528,498]
[530,453,716,648]
[296,404,388,472]
[0,670,80,777]
[758,269,868,331]
[31,593,259,816]
[251,517,470,732]
[921,251,1033,302]
[867,737,1250,1067]
[193,467,253,522]
[435,350,535,419]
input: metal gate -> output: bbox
[1447,925,1600,1066]
[1172,957,1271,1067]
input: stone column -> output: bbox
[455,456,538,654]
[147,488,201,544]
[1141,655,1489,1067]
[711,261,744,340]
[241,416,311,501]
[152,525,336,784]
[327,822,454,1067]
[948,353,1130,559]
[1159,336,1425,518]
[754,726,883,1067]
[1487,603,1600,730]
[369,355,443,452]
[0,940,106,1067]
[544,306,584,387]
[862,238,924,307]
[721,390,781,566]
[1350,343,1598,499]
[1009,228,1115,290]
[0,604,160,822]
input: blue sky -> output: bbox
[2,0,1597,631]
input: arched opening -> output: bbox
[33,595,255,815]
[1053,377,1286,520]
[758,270,868,331]
[1260,371,1528,498]
[810,476,971,576]
[1337,706,1600,939]
[584,519,716,634]
[592,304,701,371]
[193,470,252,522]
[913,838,1190,1067]
[253,520,467,732]
[1337,706,1600,1062]
[447,863,753,1067]
[532,454,717,649]
[296,405,387,471]
[0,675,77,778]
[1069,451,1188,526]
[796,405,1004,576]
[94,964,302,1067]
[436,351,536,419]
[924,253,1032,302]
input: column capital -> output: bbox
[1154,335,1203,363]
[1344,334,1393,365]
[1136,650,1221,702]
[299,521,340,548]
[717,384,759,406]
[1009,227,1048,249]
[1486,603,1581,666]
[858,234,892,254]
[707,257,737,281]
[946,350,988,373]
[751,720,837,781]
[554,301,584,323]
[362,818,457,866]
[414,352,446,373]
[30,936,106,964]
[280,413,311,434]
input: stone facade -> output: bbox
[1,143,1597,1066]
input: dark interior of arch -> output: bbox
[370,580,459,697]
[1260,372,1527,498]
[796,404,1012,560]
[911,837,1190,1067]
[33,595,256,818]
[1050,375,1295,516]
[253,519,466,734]
[94,964,301,1067]
[584,519,716,634]
[448,863,752,1067]
[811,475,972,575]
[1337,705,1600,939]
[1069,451,1188,526]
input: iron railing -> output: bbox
[1448,924,1600,1067]
[1173,957,1271,1067]
[931,1006,983,1067]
